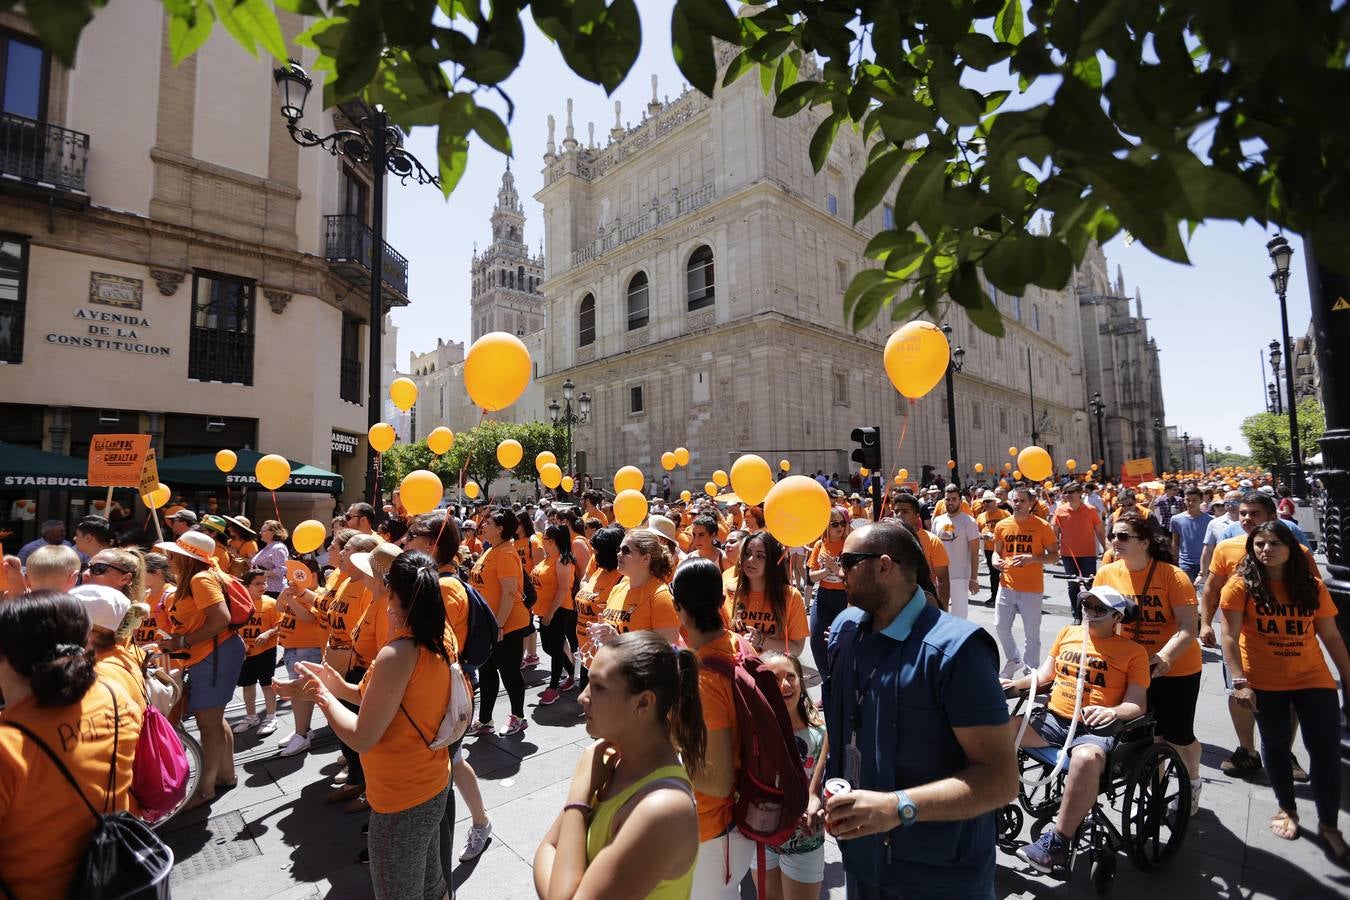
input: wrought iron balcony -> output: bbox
[324,214,409,305]
[0,112,89,200]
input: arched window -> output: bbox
[626,272,649,330]
[578,294,596,347]
[686,245,714,311]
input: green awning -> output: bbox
[0,442,95,490]
[157,449,344,494]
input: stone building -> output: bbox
[1075,244,1169,476]
[0,7,411,542]
[470,165,546,341]
[530,55,1094,492]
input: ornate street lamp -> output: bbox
[1267,235,1304,495]
[1090,391,1108,475]
[940,323,965,488]
[1268,339,1284,414]
[548,379,589,477]
[273,59,440,504]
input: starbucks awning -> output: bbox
[0,442,95,490]
[157,449,344,494]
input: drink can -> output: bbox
[823,778,851,802]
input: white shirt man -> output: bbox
[1084,485,1107,518]
[931,486,981,618]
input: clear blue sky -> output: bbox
[385,1,1311,457]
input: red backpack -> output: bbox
[215,572,255,629]
[701,649,810,898]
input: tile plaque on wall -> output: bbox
[89,273,144,310]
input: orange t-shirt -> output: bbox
[571,536,591,579]
[1208,535,1319,583]
[575,567,622,650]
[277,589,327,651]
[1094,561,1201,677]
[723,586,809,650]
[351,592,390,668]
[238,595,280,656]
[322,577,372,646]
[694,632,741,842]
[934,498,973,517]
[210,543,231,571]
[586,508,609,525]
[1045,626,1151,720]
[230,539,260,561]
[95,644,148,701]
[1111,504,1152,523]
[1220,576,1337,691]
[133,588,168,646]
[976,507,1010,551]
[472,544,527,634]
[1031,499,1050,519]
[603,577,679,634]
[1053,504,1102,558]
[531,555,575,618]
[994,516,1057,594]
[0,681,142,899]
[917,528,950,575]
[358,637,451,814]
[511,536,533,572]
[808,538,845,590]
[437,570,471,654]
[161,569,229,667]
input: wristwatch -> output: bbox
[893,790,918,827]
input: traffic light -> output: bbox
[850,425,882,472]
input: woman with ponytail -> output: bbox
[728,531,808,657]
[534,630,703,899]
[0,592,143,898]
[297,550,454,899]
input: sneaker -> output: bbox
[999,658,1024,680]
[256,717,279,737]
[538,688,560,705]
[231,715,259,734]
[460,821,493,861]
[1017,830,1069,874]
[1220,747,1262,777]
[984,598,996,608]
[278,731,312,758]
[327,783,363,803]
[1290,754,1309,783]
[345,794,370,814]
[331,770,350,786]
[467,720,495,737]
[558,675,576,692]
[357,847,369,865]
[522,654,540,668]
[498,715,528,736]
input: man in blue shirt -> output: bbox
[1167,487,1213,580]
[16,520,73,564]
[823,522,1016,899]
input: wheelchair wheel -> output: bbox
[997,804,1024,847]
[1091,854,1117,894]
[1017,755,1063,819]
[1122,743,1190,871]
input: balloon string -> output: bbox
[460,407,488,499]
[271,490,281,523]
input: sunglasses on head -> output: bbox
[87,562,128,576]
[839,551,883,571]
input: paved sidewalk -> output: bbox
[162,565,1350,898]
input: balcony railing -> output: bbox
[0,112,88,194]
[188,327,254,386]
[339,356,362,404]
[571,183,716,268]
[324,214,409,300]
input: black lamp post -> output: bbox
[1267,382,1279,413]
[940,323,966,488]
[1090,391,1108,476]
[1181,432,1190,472]
[1268,235,1304,496]
[1153,418,1166,473]
[1268,339,1284,415]
[547,378,590,476]
[272,60,440,504]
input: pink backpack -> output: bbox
[131,704,189,823]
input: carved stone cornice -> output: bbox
[149,269,185,296]
[264,290,292,315]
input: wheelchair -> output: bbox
[997,693,1192,894]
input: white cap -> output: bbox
[70,584,131,633]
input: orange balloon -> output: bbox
[613,489,649,528]
[673,447,690,467]
[540,463,562,489]
[946,459,956,469]
[704,481,718,497]
[401,470,443,515]
[427,427,454,455]
[974,463,985,473]
[496,439,523,469]
[1066,458,1077,471]
[712,469,729,488]
[1018,446,1053,481]
[1008,446,1018,457]
[614,466,644,493]
[215,449,237,473]
[256,454,290,491]
[369,422,396,453]
[763,476,832,547]
[897,468,909,481]
[883,321,948,400]
[661,452,677,472]
[536,450,557,472]
[1013,469,1022,480]
[730,454,774,506]
[464,332,531,411]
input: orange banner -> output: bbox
[87,434,152,487]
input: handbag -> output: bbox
[324,642,355,678]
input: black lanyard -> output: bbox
[850,629,905,735]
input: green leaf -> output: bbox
[471,105,512,155]
[671,4,718,96]
[21,0,99,66]
[773,81,818,118]
[843,269,888,319]
[892,150,947,235]
[211,0,286,59]
[1071,55,1103,90]
[808,112,841,173]
[437,99,472,197]
[677,0,740,43]
[722,50,755,86]
[169,4,216,65]
[981,232,1041,295]
[853,147,906,224]
[995,0,1024,44]
[963,292,1006,336]
[275,0,323,13]
[931,74,984,126]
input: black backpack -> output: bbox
[459,579,500,669]
[0,684,173,900]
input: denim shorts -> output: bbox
[283,646,324,680]
[186,633,246,714]
[1030,707,1116,757]
[765,841,825,883]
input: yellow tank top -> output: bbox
[586,763,695,899]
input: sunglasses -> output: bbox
[344,514,360,522]
[1081,601,1112,616]
[618,545,640,555]
[839,551,883,571]
[1109,531,1139,542]
[87,562,129,576]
